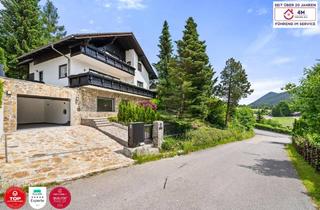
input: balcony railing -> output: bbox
[69,72,156,98]
[71,45,135,76]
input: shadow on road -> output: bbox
[238,158,298,179]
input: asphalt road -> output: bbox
[1,130,316,210]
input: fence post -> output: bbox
[152,121,164,148]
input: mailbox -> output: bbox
[128,122,144,148]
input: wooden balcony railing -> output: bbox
[69,72,156,98]
[71,45,135,76]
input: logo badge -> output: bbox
[4,186,26,209]
[49,186,71,209]
[28,187,47,209]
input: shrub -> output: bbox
[233,107,255,131]
[205,98,226,129]
[255,123,292,135]
[260,119,283,128]
[117,100,159,123]
[272,101,291,117]
[139,100,157,110]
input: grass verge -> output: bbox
[286,144,320,208]
[134,127,255,164]
[272,117,296,128]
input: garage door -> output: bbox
[17,95,70,128]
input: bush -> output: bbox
[292,136,320,172]
[260,119,283,128]
[255,123,292,135]
[205,98,226,128]
[117,100,160,124]
[233,107,255,131]
[272,101,291,117]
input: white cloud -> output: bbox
[271,57,294,65]
[0,3,3,9]
[256,8,268,16]
[117,0,146,10]
[247,8,268,16]
[291,27,320,37]
[246,29,277,54]
[240,79,287,105]
[105,3,112,8]
[89,20,95,25]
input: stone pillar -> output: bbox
[152,121,164,148]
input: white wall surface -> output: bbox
[17,97,70,124]
[44,100,70,124]
[29,55,70,87]
[29,49,151,89]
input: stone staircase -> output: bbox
[81,118,129,147]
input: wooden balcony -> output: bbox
[71,45,135,76]
[69,71,156,98]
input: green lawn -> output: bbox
[287,145,320,208]
[272,117,296,128]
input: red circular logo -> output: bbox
[49,186,71,209]
[4,186,26,209]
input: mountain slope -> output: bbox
[249,92,291,108]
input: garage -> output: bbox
[17,95,70,130]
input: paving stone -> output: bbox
[0,125,133,193]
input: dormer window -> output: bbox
[138,62,142,72]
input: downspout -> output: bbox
[51,44,71,76]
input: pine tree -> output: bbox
[42,0,66,42]
[165,58,193,117]
[0,0,45,78]
[0,47,7,71]
[175,17,216,118]
[218,58,253,126]
[154,20,173,110]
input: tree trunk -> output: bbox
[225,80,232,127]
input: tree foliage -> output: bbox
[42,0,66,42]
[154,20,173,110]
[166,17,216,118]
[0,0,66,78]
[218,58,253,126]
[0,0,45,77]
[271,101,291,117]
[292,64,320,141]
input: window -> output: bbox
[39,71,43,82]
[137,81,143,88]
[138,62,142,72]
[59,64,68,79]
[97,98,114,112]
[127,61,131,66]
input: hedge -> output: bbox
[255,123,292,135]
[293,136,320,172]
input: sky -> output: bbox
[13,0,320,104]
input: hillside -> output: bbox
[249,92,291,108]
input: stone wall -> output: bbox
[1,77,81,133]
[79,86,148,119]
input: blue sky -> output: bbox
[38,0,320,103]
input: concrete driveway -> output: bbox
[1,130,316,210]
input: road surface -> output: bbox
[1,130,316,210]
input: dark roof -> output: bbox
[18,32,157,79]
